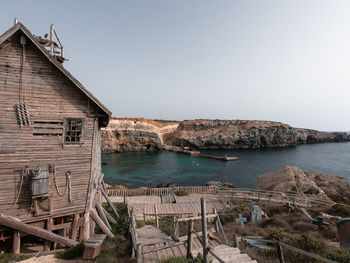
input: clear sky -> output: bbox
[2,1,350,131]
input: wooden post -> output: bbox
[276,243,285,263]
[136,243,142,263]
[155,204,159,229]
[173,216,179,240]
[214,208,219,233]
[187,219,193,259]
[44,218,53,251]
[233,234,238,248]
[201,197,208,263]
[13,230,20,255]
[70,214,79,240]
[78,225,84,243]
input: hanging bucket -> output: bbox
[31,167,49,196]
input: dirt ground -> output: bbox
[19,255,84,263]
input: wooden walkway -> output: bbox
[123,194,228,221]
[137,225,220,263]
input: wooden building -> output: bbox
[0,21,113,253]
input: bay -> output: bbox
[102,142,350,189]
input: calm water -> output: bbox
[102,142,350,189]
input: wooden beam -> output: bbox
[96,202,111,230]
[101,183,119,218]
[52,222,72,231]
[102,206,117,225]
[12,230,20,255]
[0,213,78,247]
[90,209,113,238]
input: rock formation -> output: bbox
[101,118,179,153]
[305,171,350,204]
[256,166,329,199]
[171,119,350,149]
[101,118,349,153]
[257,166,350,204]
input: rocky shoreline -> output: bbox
[101,118,350,153]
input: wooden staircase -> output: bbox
[192,244,257,263]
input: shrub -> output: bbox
[326,204,350,217]
[0,254,28,263]
[326,249,350,263]
[55,243,84,260]
[136,220,146,228]
[259,218,290,229]
[95,203,134,262]
[159,216,175,236]
[174,189,189,196]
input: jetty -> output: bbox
[163,145,238,161]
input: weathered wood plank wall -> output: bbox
[0,32,98,222]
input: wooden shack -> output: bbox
[0,21,113,253]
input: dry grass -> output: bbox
[220,201,344,263]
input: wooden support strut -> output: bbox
[101,183,119,218]
[96,202,111,230]
[0,213,78,247]
[102,207,117,225]
[90,209,113,238]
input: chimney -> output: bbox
[50,24,54,55]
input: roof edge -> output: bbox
[0,22,112,117]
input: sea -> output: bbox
[102,142,350,189]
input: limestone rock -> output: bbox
[256,166,329,200]
[101,118,349,152]
[101,118,179,153]
[306,171,350,204]
[171,120,349,150]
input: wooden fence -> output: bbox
[108,186,216,197]
[233,234,337,263]
[108,185,334,207]
[217,188,335,207]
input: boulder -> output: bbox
[256,166,330,200]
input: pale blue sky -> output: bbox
[2,1,350,131]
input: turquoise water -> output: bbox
[102,142,350,189]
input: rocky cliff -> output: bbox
[257,166,350,204]
[171,120,350,149]
[101,118,179,153]
[101,118,350,152]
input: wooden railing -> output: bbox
[108,185,334,208]
[129,214,140,259]
[232,234,337,263]
[217,188,335,207]
[108,185,216,196]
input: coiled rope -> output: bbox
[53,166,72,203]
